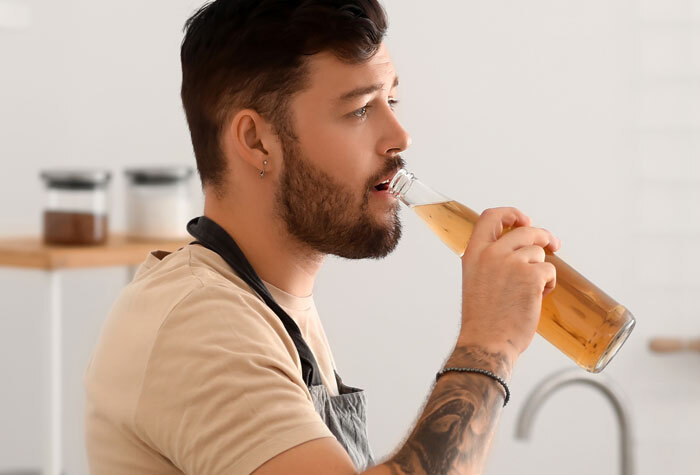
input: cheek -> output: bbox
[298,121,377,187]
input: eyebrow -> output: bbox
[337,76,400,102]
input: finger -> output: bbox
[467,207,531,255]
[497,226,560,254]
[535,261,557,294]
[512,245,546,264]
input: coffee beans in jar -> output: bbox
[40,170,112,245]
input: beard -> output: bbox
[273,132,404,260]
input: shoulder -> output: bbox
[86,244,301,419]
[126,244,286,337]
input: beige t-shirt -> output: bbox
[85,244,339,475]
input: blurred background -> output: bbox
[1,0,699,474]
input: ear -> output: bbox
[227,109,280,177]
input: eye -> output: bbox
[388,99,400,110]
[353,105,369,119]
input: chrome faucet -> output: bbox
[515,368,634,475]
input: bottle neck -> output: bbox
[388,169,451,208]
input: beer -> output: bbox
[391,172,635,372]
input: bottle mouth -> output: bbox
[388,169,414,199]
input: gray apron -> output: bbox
[187,216,375,471]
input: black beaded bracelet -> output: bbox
[435,367,511,407]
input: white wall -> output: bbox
[1,0,699,474]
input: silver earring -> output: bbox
[260,159,268,179]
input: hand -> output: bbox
[458,207,560,366]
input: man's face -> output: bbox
[274,43,411,260]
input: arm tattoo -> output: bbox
[384,346,510,475]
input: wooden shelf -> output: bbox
[0,234,191,270]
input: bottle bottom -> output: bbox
[589,310,636,373]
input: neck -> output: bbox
[203,185,324,298]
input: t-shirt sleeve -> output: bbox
[133,284,334,475]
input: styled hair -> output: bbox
[180,0,388,191]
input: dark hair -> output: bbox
[180,0,388,191]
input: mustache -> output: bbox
[368,155,407,188]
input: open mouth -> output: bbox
[373,179,391,192]
[373,169,398,192]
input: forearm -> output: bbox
[362,345,512,475]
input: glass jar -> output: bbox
[124,166,194,240]
[40,169,112,245]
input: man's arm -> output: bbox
[254,345,510,475]
[372,346,510,475]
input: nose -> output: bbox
[379,109,412,157]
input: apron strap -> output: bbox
[187,216,323,387]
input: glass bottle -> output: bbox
[389,169,635,373]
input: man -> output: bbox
[85,1,560,474]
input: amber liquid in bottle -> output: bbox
[412,200,634,373]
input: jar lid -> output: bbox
[125,166,194,185]
[40,169,112,190]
